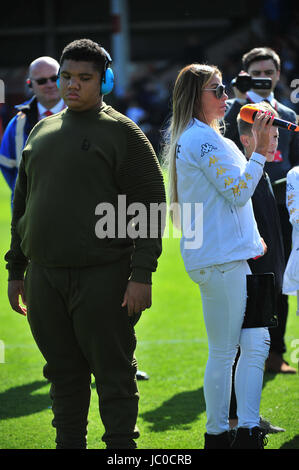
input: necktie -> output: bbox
[44,110,53,117]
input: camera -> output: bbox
[231,73,272,93]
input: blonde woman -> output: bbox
[164,64,275,449]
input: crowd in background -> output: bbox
[115,7,299,157]
[1,3,299,157]
[117,4,299,156]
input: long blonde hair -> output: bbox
[162,64,223,209]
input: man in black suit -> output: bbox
[225,47,299,374]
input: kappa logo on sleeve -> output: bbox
[201,143,217,158]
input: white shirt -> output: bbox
[37,99,65,121]
[246,90,276,108]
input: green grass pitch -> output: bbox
[0,173,298,450]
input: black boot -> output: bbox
[231,427,268,449]
[204,431,231,449]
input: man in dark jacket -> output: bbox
[0,56,64,202]
[225,47,299,373]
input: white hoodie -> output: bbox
[176,118,265,273]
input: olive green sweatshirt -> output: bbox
[5,104,166,283]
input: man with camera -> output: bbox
[225,47,299,375]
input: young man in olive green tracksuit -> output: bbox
[5,39,166,449]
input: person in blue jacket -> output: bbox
[0,56,65,205]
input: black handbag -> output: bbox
[242,273,278,329]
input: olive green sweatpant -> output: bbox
[24,257,140,449]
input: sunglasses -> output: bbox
[32,75,58,85]
[203,84,227,99]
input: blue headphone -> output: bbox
[100,48,114,95]
[56,47,114,95]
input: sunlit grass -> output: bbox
[0,174,298,450]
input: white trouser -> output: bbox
[188,260,270,435]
